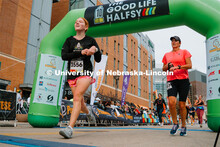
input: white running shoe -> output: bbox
[87,106,96,124]
[59,126,73,139]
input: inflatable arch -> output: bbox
[28,0,220,132]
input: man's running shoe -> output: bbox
[180,127,187,136]
[87,106,96,124]
[170,124,179,135]
[59,126,73,139]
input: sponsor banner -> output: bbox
[58,61,67,106]
[85,0,169,27]
[121,75,130,107]
[0,90,16,120]
[90,55,108,105]
[33,54,64,106]
[60,100,73,121]
[133,114,143,123]
[206,33,220,100]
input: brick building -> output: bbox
[188,69,207,104]
[0,0,52,98]
[0,0,33,93]
[51,0,155,107]
[0,0,155,107]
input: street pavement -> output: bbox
[0,122,218,147]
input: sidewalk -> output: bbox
[0,123,218,147]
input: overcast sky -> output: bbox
[143,26,207,74]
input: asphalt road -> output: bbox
[0,123,218,147]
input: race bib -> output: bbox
[70,60,83,72]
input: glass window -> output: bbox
[114,40,116,52]
[117,60,119,70]
[105,72,107,84]
[114,58,116,70]
[124,35,128,49]
[138,88,141,97]
[118,43,120,54]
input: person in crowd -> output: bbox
[97,98,105,110]
[27,93,31,105]
[153,93,167,126]
[64,96,68,100]
[194,95,206,128]
[162,36,192,136]
[185,97,191,123]
[189,105,195,126]
[16,90,23,104]
[59,17,102,139]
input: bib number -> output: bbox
[70,60,83,72]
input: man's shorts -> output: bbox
[167,79,190,102]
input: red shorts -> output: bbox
[67,76,96,87]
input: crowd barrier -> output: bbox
[0,90,16,121]
[59,100,173,126]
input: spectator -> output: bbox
[154,93,167,126]
[16,90,23,105]
[194,95,206,128]
[27,93,31,105]
[97,98,105,110]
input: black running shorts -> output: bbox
[167,79,190,102]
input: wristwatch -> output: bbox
[178,65,181,69]
[95,48,99,52]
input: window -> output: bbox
[105,72,107,84]
[134,42,135,51]
[114,40,116,52]
[134,85,135,94]
[131,54,133,65]
[124,35,128,49]
[131,84,133,93]
[131,39,133,51]
[138,46,141,61]
[123,49,128,65]
[114,58,116,70]
[138,88,141,97]
[201,75,206,83]
[123,65,127,71]
[118,43,120,54]
[134,56,135,67]
[117,60,120,70]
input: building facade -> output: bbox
[0,0,155,107]
[188,69,207,104]
[154,68,167,103]
[51,0,155,107]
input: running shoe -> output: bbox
[170,124,179,135]
[180,127,187,136]
[200,124,202,128]
[87,106,96,124]
[59,126,73,139]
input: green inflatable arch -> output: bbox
[28,0,220,131]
